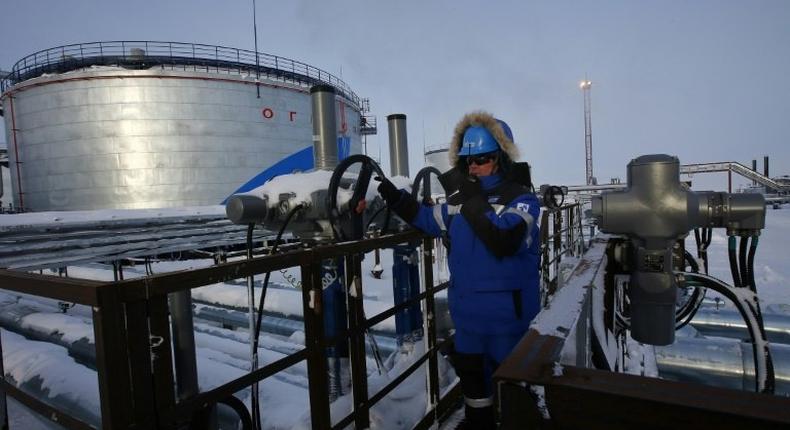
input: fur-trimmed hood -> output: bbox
[448,111,520,167]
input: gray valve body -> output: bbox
[592,154,765,345]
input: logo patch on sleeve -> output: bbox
[516,202,530,212]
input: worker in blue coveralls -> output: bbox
[376,111,541,429]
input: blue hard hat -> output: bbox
[461,126,500,156]
[497,119,514,142]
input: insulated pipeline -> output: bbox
[682,272,775,393]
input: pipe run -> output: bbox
[690,306,790,346]
[656,334,790,395]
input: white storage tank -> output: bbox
[0,41,364,211]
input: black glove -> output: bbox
[447,175,484,206]
[375,176,420,223]
[375,176,402,207]
[457,176,483,203]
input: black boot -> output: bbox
[451,353,497,429]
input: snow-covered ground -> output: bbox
[1,206,788,429]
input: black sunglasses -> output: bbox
[465,153,498,166]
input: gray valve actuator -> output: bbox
[591,154,765,345]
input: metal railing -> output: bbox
[0,230,459,429]
[0,41,361,108]
[539,203,586,303]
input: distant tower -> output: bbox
[580,79,595,185]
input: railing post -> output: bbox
[345,254,370,429]
[553,210,563,282]
[124,300,158,428]
[539,211,552,304]
[567,206,575,257]
[93,284,135,429]
[301,258,331,429]
[577,204,586,254]
[148,294,177,428]
[422,237,441,412]
[0,329,7,430]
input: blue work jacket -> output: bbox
[403,174,541,335]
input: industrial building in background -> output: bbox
[0,41,371,211]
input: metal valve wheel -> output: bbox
[327,154,386,241]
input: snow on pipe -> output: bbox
[1,329,259,429]
[656,335,790,395]
[690,306,790,346]
[2,329,102,428]
[591,154,766,345]
[311,85,338,171]
[387,114,409,177]
[0,299,399,374]
[194,304,399,357]
[0,301,96,368]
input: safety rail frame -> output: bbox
[0,41,361,108]
[539,203,586,303]
[0,230,460,430]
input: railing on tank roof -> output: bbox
[0,41,361,107]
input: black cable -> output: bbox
[217,395,253,430]
[746,236,771,377]
[245,223,261,430]
[693,228,701,256]
[365,204,389,232]
[681,272,774,394]
[747,236,759,294]
[702,228,712,274]
[728,236,742,288]
[247,206,303,429]
[247,204,304,430]
[739,236,749,289]
[252,204,304,349]
[675,251,705,329]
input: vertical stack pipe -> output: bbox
[311,85,339,171]
[387,114,409,177]
[386,113,423,344]
[764,156,771,193]
[311,85,350,397]
[752,159,758,186]
[764,156,770,178]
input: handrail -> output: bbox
[0,41,360,107]
[539,203,586,302]
[0,229,456,429]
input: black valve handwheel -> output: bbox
[411,166,443,205]
[327,154,386,241]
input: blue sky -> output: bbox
[2,0,788,191]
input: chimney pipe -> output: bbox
[387,114,409,177]
[311,85,338,170]
[752,159,758,186]
[764,156,770,179]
